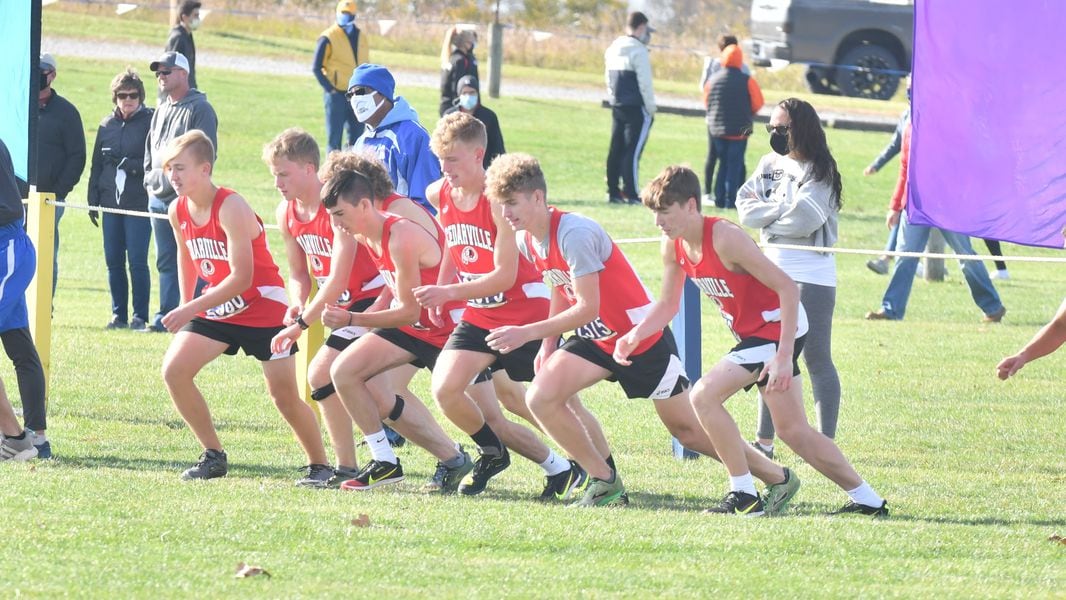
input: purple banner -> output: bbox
[908,0,1066,249]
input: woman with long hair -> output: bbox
[439,26,479,116]
[735,97,843,459]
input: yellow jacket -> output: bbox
[319,24,368,92]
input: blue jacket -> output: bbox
[354,97,440,213]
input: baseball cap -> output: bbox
[456,75,479,95]
[150,51,190,73]
[336,0,356,14]
[348,64,395,101]
[40,53,57,72]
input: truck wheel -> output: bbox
[836,44,902,100]
[805,66,840,96]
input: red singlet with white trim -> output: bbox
[524,208,660,356]
[675,216,784,341]
[367,214,464,347]
[285,200,383,308]
[438,180,548,329]
[176,187,288,327]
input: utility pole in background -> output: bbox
[169,0,179,27]
[488,0,503,98]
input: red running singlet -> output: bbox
[175,187,288,327]
[285,200,383,308]
[524,208,659,356]
[438,180,549,329]
[366,214,465,347]
[675,216,786,341]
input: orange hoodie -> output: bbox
[703,45,764,116]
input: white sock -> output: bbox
[364,430,397,464]
[538,450,569,476]
[757,441,774,453]
[846,481,884,507]
[729,473,758,496]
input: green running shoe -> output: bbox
[763,467,801,516]
[569,473,626,507]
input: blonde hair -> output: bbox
[430,111,487,156]
[262,128,321,170]
[641,165,702,212]
[319,150,394,199]
[440,26,477,70]
[485,153,546,203]
[162,129,215,171]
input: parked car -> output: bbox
[748,0,913,100]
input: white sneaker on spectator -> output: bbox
[991,269,1010,280]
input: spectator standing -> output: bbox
[165,1,201,91]
[704,43,762,209]
[699,34,749,205]
[443,75,505,169]
[87,68,154,331]
[0,139,50,461]
[313,0,368,153]
[604,11,656,205]
[143,51,218,333]
[439,26,479,117]
[348,64,440,214]
[736,98,843,457]
[863,81,910,275]
[37,53,86,298]
[864,119,1006,323]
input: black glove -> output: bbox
[89,210,99,228]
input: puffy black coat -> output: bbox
[87,105,153,211]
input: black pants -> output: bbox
[704,128,717,195]
[1,328,46,431]
[983,239,1007,271]
[605,105,652,200]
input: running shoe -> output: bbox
[295,463,334,488]
[703,490,765,517]
[763,467,801,516]
[539,461,588,502]
[832,500,889,517]
[180,449,228,480]
[570,474,626,507]
[459,447,511,496]
[339,459,404,491]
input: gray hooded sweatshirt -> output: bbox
[143,88,218,203]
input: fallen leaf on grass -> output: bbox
[235,562,271,579]
[1048,534,1065,545]
[351,514,371,528]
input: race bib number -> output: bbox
[315,276,352,307]
[460,272,506,308]
[574,317,616,341]
[205,294,250,320]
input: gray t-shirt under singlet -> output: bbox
[516,212,613,278]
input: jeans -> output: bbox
[880,210,1003,319]
[712,137,747,209]
[883,221,900,253]
[605,105,653,200]
[149,196,179,327]
[52,203,64,298]
[324,90,363,153]
[102,211,152,323]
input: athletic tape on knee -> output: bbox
[387,395,405,421]
[310,383,336,401]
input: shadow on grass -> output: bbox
[211,31,303,53]
[57,409,282,433]
[57,454,296,480]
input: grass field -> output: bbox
[0,27,1064,599]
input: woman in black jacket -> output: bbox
[87,68,154,330]
[439,26,479,116]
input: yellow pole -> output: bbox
[25,189,54,388]
[295,263,323,416]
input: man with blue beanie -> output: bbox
[348,64,440,213]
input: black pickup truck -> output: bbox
[748,0,913,100]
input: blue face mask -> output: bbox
[458,93,478,111]
[337,12,355,27]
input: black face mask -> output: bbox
[39,71,50,90]
[770,131,790,156]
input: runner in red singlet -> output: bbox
[413,113,594,500]
[619,165,886,517]
[484,154,745,508]
[158,130,328,483]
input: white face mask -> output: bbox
[350,93,384,123]
[458,93,478,111]
[188,17,201,30]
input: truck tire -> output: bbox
[836,44,902,101]
[805,66,840,96]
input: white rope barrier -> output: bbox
[45,199,1066,262]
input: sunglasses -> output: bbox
[115,92,139,100]
[765,124,790,136]
[345,87,372,101]
[155,70,173,78]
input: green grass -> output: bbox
[0,46,1064,598]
